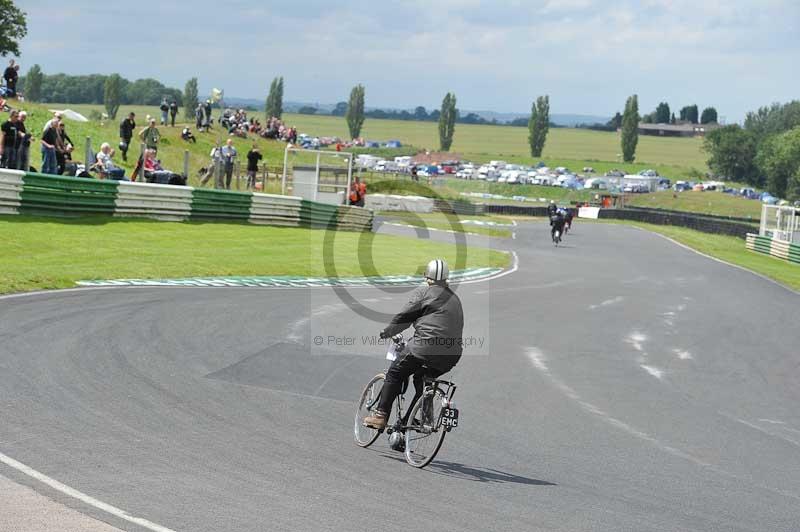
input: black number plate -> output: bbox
[441,407,459,428]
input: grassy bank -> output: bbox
[621,190,762,219]
[0,216,509,294]
[47,103,707,181]
[600,221,800,291]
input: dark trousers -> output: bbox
[170,113,177,127]
[377,352,445,417]
[120,138,131,161]
[224,163,234,189]
[1,146,17,169]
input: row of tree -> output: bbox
[20,68,183,108]
[703,100,800,199]
[640,103,718,125]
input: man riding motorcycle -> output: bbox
[363,259,464,430]
[551,209,566,241]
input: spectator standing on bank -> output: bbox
[195,104,204,131]
[55,121,74,175]
[221,138,237,189]
[159,98,169,125]
[169,100,179,127]
[16,111,31,170]
[119,112,135,161]
[246,144,262,189]
[40,117,60,175]
[139,118,160,152]
[3,60,19,98]
[204,100,212,124]
[0,109,20,169]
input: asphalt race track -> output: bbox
[1,221,799,532]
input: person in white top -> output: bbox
[95,142,126,180]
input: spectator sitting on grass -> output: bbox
[181,126,197,143]
[143,149,185,185]
[95,142,127,180]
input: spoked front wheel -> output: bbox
[404,388,447,468]
[354,373,385,447]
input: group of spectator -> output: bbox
[159,98,180,127]
[257,116,298,144]
[1,109,77,175]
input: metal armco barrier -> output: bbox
[597,208,756,238]
[0,169,372,232]
[746,233,800,265]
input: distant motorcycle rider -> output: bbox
[547,200,558,225]
[363,259,464,430]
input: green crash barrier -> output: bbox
[20,172,118,216]
[6,172,373,231]
[190,188,253,221]
[746,233,800,266]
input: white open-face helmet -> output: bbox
[425,259,449,282]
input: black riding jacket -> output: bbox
[382,283,464,371]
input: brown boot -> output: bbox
[363,411,387,430]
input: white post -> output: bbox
[183,150,189,179]
[282,144,290,195]
[346,154,353,206]
[759,203,767,237]
[314,151,321,202]
[84,137,92,169]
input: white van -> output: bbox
[489,160,507,171]
[394,156,412,169]
[478,165,497,181]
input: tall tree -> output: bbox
[183,77,198,119]
[621,94,640,163]
[670,112,677,124]
[679,104,699,124]
[700,107,718,124]
[755,127,800,199]
[528,95,550,157]
[438,92,457,151]
[265,76,284,119]
[744,101,800,142]
[0,0,27,57]
[331,101,348,116]
[703,125,759,185]
[655,102,670,124]
[607,112,623,130]
[345,84,365,139]
[103,73,122,119]
[22,64,42,101]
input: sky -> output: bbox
[15,0,800,122]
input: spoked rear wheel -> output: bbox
[354,373,385,447]
[404,387,447,468]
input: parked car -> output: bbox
[456,168,475,179]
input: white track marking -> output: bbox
[726,416,800,448]
[526,348,704,464]
[381,222,484,237]
[527,348,800,502]
[0,451,175,532]
[759,419,786,425]
[588,296,623,310]
[640,365,665,380]
[673,349,693,360]
[625,332,647,352]
[457,251,519,286]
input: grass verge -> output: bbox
[599,220,800,291]
[0,216,510,295]
[378,212,513,238]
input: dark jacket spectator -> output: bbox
[119,113,136,161]
[3,60,19,97]
[169,100,179,127]
[0,109,20,168]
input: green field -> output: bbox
[47,103,707,181]
[622,190,763,219]
[0,216,509,294]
